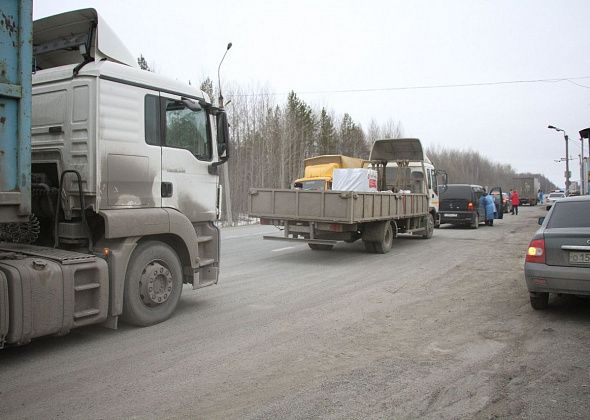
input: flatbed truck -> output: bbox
[249,138,436,253]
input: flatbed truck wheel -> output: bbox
[363,241,376,253]
[122,241,183,326]
[373,222,394,254]
[421,214,434,239]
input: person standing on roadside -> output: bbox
[511,189,520,215]
[480,189,497,226]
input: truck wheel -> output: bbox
[122,241,183,326]
[308,243,334,251]
[363,240,376,253]
[421,214,434,239]
[470,214,479,229]
[529,292,549,310]
[373,222,394,254]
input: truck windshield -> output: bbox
[164,100,211,161]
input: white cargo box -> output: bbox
[332,168,378,192]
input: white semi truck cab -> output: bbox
[0,7,230,346]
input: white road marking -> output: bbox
[224,232,273,239]
[272,246,294,252]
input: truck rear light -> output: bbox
[526,239,545,263]
[330,224,343,232]
[533,278,547,286]
[467,201,474,211]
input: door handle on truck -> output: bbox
[161,182,173,198]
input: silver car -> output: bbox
[525,195,590,309]
[545,191,565,210]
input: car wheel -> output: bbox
[529,292,549,310]
[470,214,479,229]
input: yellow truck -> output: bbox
[292,155,368,191]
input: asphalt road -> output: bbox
[2,206,590,419]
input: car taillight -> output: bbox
[467,201,474,211]
[526,239,545,263]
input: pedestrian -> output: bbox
[511,189,520,215]
[479,189,496,226]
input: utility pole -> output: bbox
[217,42,233,225]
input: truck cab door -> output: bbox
[490,187,503,219]
[160,94,218,222]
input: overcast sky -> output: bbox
[34,0,590,188]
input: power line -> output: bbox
[567,79,590,89]
[232,76,590,97]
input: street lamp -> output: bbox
[580,128,590,195]
[548,125,571,193]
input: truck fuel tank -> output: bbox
[0,246,108,347]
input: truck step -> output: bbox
[74,282,101,292]
[73,308,101,319]
[198,258,215,267]
[197,235,213,243]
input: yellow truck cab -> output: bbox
[293,155,367,190]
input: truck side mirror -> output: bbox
[216,111,229,159]
[209,111,230,174]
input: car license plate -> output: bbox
[569,252,590,264]
[445,213,457,217]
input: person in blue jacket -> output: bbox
[480,190,497,226]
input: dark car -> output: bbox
[439,184,486,228]
[491,191,511,213]
[524,195,590,309]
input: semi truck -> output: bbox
[0,5,230,347]
[249,138,437,254]
[512,176,540,206]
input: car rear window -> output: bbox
[440,186,474,200]
[549,193,565,198]
[547,201,590,228]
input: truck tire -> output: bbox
[363,240,376,253]
[421,214,434,239]
[434,214,441,229]
[373,222,394,254]
[308,243,334,251]
[470,214,479,229]
[529,292,549,310]
[122,241,183,326]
